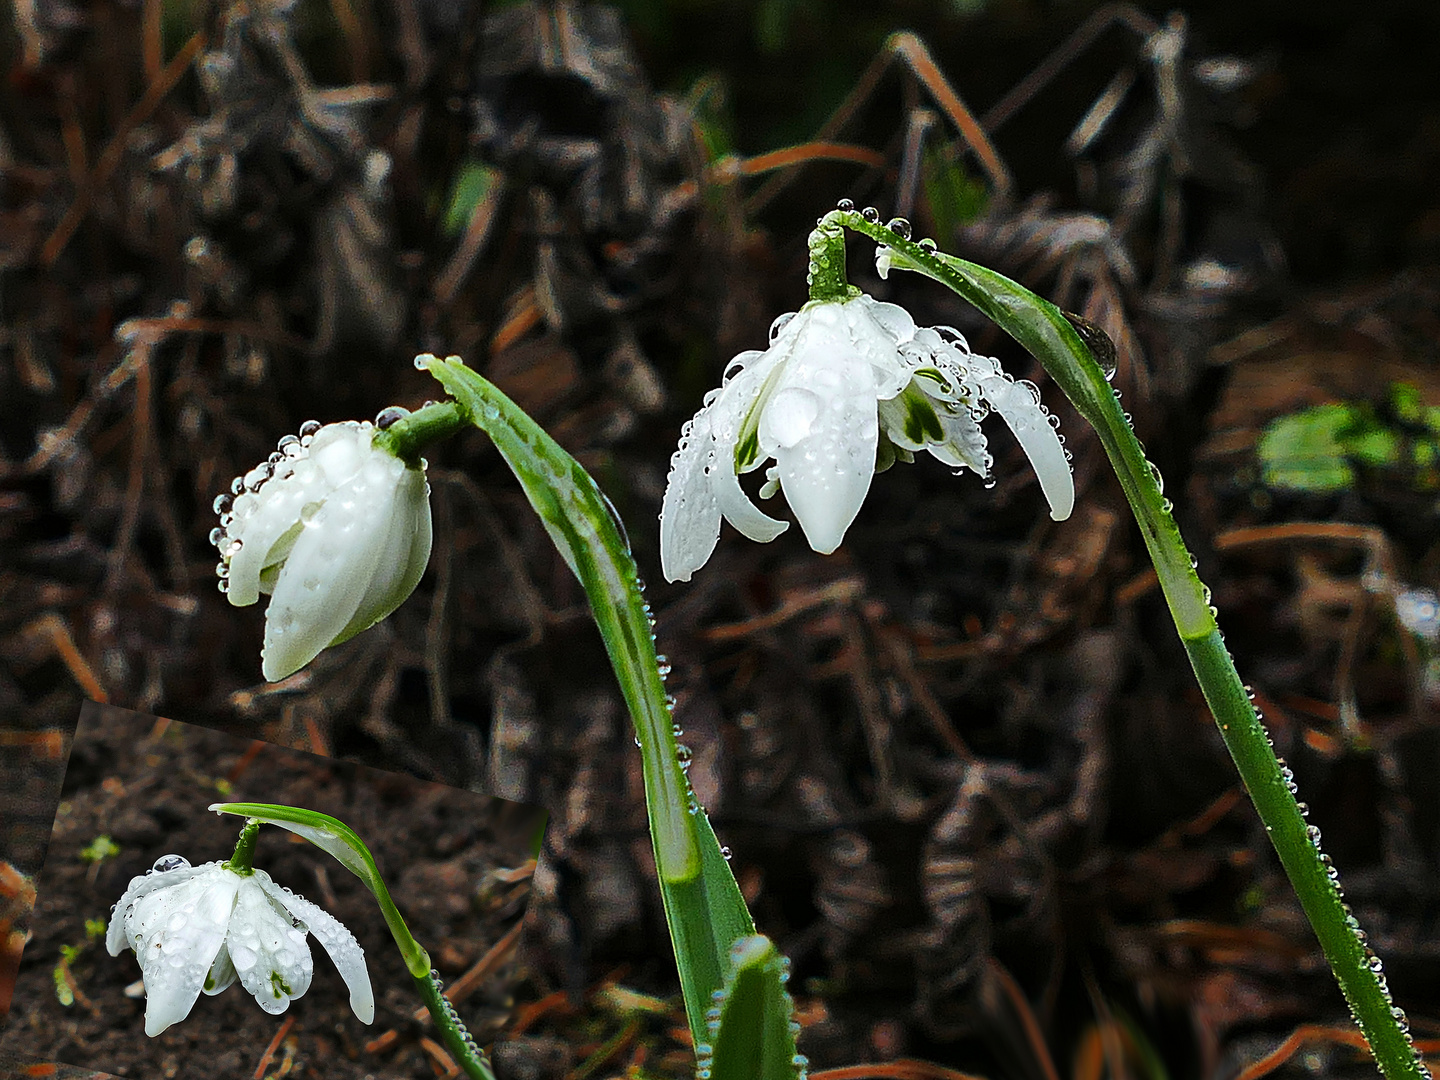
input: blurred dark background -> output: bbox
[2,1,1439,1077]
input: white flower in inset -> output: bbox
[659,293,1073,582]
[212,416,432,682]
[107,855,374,1036]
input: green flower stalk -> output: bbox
[818,206,1426,1080]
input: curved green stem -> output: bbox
[825,210,1426,1080]
[221,820,260,875]
[412,967,497,1080]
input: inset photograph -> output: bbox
[2,701,546,1079]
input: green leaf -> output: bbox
[827,209,1430,1080]
[1257,404,1357,493]
[210,802,430,978]
[923,142,989,242]
[79,835,120,864]
[705,936,804,1080]
[441,161,502,239]
[417,355,758,1046]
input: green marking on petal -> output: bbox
[900,386,945,445]
[733,359,788,473]
[270,971,292,998]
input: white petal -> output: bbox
[659,405,722,583]
[330,464,432,646]
[766,305,879,554]
[226,876,315,1016]
[975,370,1074,521]
[258,874,373,1024]
[127,865,240,1036]
[927,403,991,474]
[107,863,215,957]
[851,296,917,399]
[259,458,399,681]
[708,363,788,545]
[225,423,369,608]
[203,942,239,995]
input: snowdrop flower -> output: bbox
[107,855,374,1036]
[212,414,431,682]
[659,293,1073,582]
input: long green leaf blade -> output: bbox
[705,936,802,1080]
[416,354,757,1044]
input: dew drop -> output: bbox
[375,405,410,429]
[213,493,233,515]
[769,312,796,343]
[153,854,190,872]
[918,237,937,252]
[861,206,880,223]
[299,420,321,438]
[886,217,912,240]
[836,198,854,211]
[231,476,245,496]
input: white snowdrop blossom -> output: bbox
[213,416,432,682]
[659,293,1073,582]
[107,855,374,1036]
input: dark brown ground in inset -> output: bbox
[2,702,544,1080]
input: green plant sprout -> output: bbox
[1257,382,1440,495]
[79,835,121,865]
[209,205,1426,1079]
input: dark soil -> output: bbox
[3,702,544,1079]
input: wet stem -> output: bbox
[825,209,1429,1080]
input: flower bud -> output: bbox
[214,419,432,681]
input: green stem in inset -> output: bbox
[222,820,260,875]
[822,209,1426,1080]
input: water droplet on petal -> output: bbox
[375,405,410,429]
[153,854,190,872]
[298,420,321,438]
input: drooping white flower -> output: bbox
[213,415,432,682]
[107,855,374,1036]
[659,293,1073,582]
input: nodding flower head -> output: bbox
[212,416,432,682]
[659,293,1073,582]
[107,855,373,1036]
